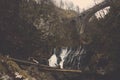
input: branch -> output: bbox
[9,57,82,73]
[10,57,50,68]
[77,0,120,34]
[76,0,111,34]
[79,1,110,20]
[1,56,107,75]
[39,68,82,73]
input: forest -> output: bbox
[0,0,120,80]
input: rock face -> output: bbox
[0,0,120,80]
[0,0,79,59]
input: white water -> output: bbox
[59,48,70,68]
[48,54,58,67]
[48,46,86,69]
[48,48,69,68]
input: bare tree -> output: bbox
[76,6,80,14]
[74,0,113,34]
[59,0,64,8]
[69,1,74,10]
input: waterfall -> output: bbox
[48,54,58,67]
[59,48,69,69]
[63,46,87,69]
[48,47,69,68]
[48,46,87,69]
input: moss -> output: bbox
[0,62,7,73]
[6,60,33,79]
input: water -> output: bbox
[48,53,58,67]
[48,46,87,69]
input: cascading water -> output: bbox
[59,48,69,69]
[48,53,58,67]
[48,45,88,70]
[48,47,69,68]
[64,46,87,69]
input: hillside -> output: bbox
[0,0,120,80]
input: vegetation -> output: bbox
[0,0,120,80]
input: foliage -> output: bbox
[0,0,120,80]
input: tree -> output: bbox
[59,0,64,8]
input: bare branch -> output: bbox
[79,1,110,20]
[76,0,111,34]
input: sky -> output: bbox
[52,0,110,18]
[52,0,104,11]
